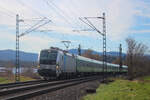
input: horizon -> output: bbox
[0,48,131,55]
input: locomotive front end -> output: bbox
[38,49,58,80]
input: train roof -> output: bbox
[76,55,103,64]
[122,65,128,68]
[76,55,121,68]
[41,48,128,68]
[76,55,128,68]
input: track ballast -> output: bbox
[0,76,101,100]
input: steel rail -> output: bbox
[0,76,100,100]
[0,79,45,89]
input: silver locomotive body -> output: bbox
[38,48,76,79]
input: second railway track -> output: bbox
[0,80,45,89]
[0,76,101,100]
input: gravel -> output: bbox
[28,79,101,100]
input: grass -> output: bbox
[140,76,150,81]
[0,76,35,84]
[83,76,150,100]
[0,77,12,84]
[20,75,35,82]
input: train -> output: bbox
[38,47,128,80]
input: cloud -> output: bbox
[0,0,150,52]
[0,30,59,52]
[39,25,94,37]
[130,30,150,34]
[105,0,135,40]
[20,35,60,52]
[133,0,150,18]
[0,0,147,39]
[44,0,146,40]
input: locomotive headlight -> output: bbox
[56,65,59,69]
[37,65,40,68]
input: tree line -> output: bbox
[81,37,150,79]
[126,38,150,79]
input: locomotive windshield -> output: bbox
[39,50,57,65]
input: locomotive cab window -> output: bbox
[40,50,58,65]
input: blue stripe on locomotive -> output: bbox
[63,54,66,72]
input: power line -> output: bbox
[15,0,51,20]
[22,18,49,21]
[44,0,73,27]
[15,0,43,17]
[20,18,51,37]
[51,0,90,30]
[15,14,51,82]
[0,10,15,18]
[44,0,75,44]
[48,0,81,28]
[45,0,84,30]
[0,5,16,18]
[23,17,47,32]
[78,13,107,80]
[0,5,16,15]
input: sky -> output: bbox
[0,0,150,53]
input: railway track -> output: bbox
[0,76,100,100]
[0,80,45,89]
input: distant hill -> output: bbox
[68,49,126,57]
[68,49,127,63]
[0,49,126,62]
[0,50,38,62]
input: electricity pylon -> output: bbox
[15,14,24,82]
[78,12,107,79]
[119,44,122,72]
[15,14,51,82]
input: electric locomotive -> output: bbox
[38,47,128,80]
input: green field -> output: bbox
[0,77,12,84]
[83,76,150,100]
[0,76,35,84]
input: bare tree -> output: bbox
[126,37,149,79]
[82,49,102,61]
[112,58,120,64]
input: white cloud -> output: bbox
[0,30,59,52]
[20,35,60,52]
[47,0,145,40]
[130,30,150,34]
[0,0,146,39]
[133,0,150,18]
[0,0,150,52]
[105,0,136,40]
